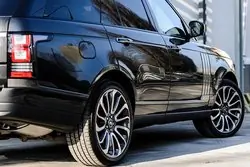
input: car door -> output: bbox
[146,0,209,112]
[101,0,171,116]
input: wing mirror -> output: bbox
[189,21,205,38]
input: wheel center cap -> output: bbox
[107,118,115,129]
[221,105,229,114]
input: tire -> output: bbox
[66,80,134,166]
[193,79,245,138]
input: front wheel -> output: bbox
[194,79,245,138]
[66,81,133,166]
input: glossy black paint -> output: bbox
[162,36,210,112]
[104,26,172,116]
[0,86,86,131]
[0,0,238,132]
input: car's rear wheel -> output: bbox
[66,81,133,166]
[193,79,245,138]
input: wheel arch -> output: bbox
[90,66,136,112]
[222,71,238,86]
[214,67,239,90]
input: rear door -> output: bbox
[101,0,171,116]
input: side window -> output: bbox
[9,0,46,17]
[101,0,121,26]
[101,0,155,31]
[44,0,73,20]
[147,0,186,38]
[44,0,101,24]
[115,0,155,31]
[29,0,47,17]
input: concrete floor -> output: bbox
[0,114,249,167]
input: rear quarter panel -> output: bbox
[8,18,115,94]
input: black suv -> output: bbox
[0,0,245,166]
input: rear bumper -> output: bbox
[0,87,88,132]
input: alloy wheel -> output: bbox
[211,86,243,133]
[95,89,131,159]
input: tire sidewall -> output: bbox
[208,79,245,137]
[88,81,134,165]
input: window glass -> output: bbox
[0,0,20,15]
[44,0,101,23]
[147,0,186,37]
[24,0,47,17]
[101,0,121,26]
[101,0,155,31]
[115,0,154,30]
[0,0,46,17]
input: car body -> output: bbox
[0,0,245,166]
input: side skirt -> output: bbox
[134,110,213,129]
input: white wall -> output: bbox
[172,0,242,85]
[206,0,239,63]
[171,0,199,23]
[245,0,250,64]
[172,0,239,62]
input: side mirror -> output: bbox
[189,21,205,38]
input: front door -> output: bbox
[146,0,208,112]
[101,0,171,116]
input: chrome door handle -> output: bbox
[171,48,181,52]
[166,45,181,52]
[116,37,134,44]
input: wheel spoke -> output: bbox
[116,125,130,135]
[96,124,105,132]
[225,87,232,102]
[100,98,108,116]
[114,104,128,119]
[105,93,111,114]
[226,115,236,129]
[229,107,242,113]
[113,95,122,114]
[220,115,225,132]
[116,116,130,122]
[215,115,222,128]
[97,112,106,121]
[211,109,221,121]
[228,111,239,119]
[99,130,108,144]
[229,108,241,118]
[223,86,227,103]
[229,100,241,107]
[103,133,111,154]
[225,115,230,132]
[216,92,223,107]
[110,90,117,114]
[111,133,122,156]
[115,128,127,144]
[110,133,115,156]
[228,92,237,106]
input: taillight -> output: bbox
[8,34,33,78]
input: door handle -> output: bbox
[166,45,181,52]
[116,37,134,44]
[171,48,181,52]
